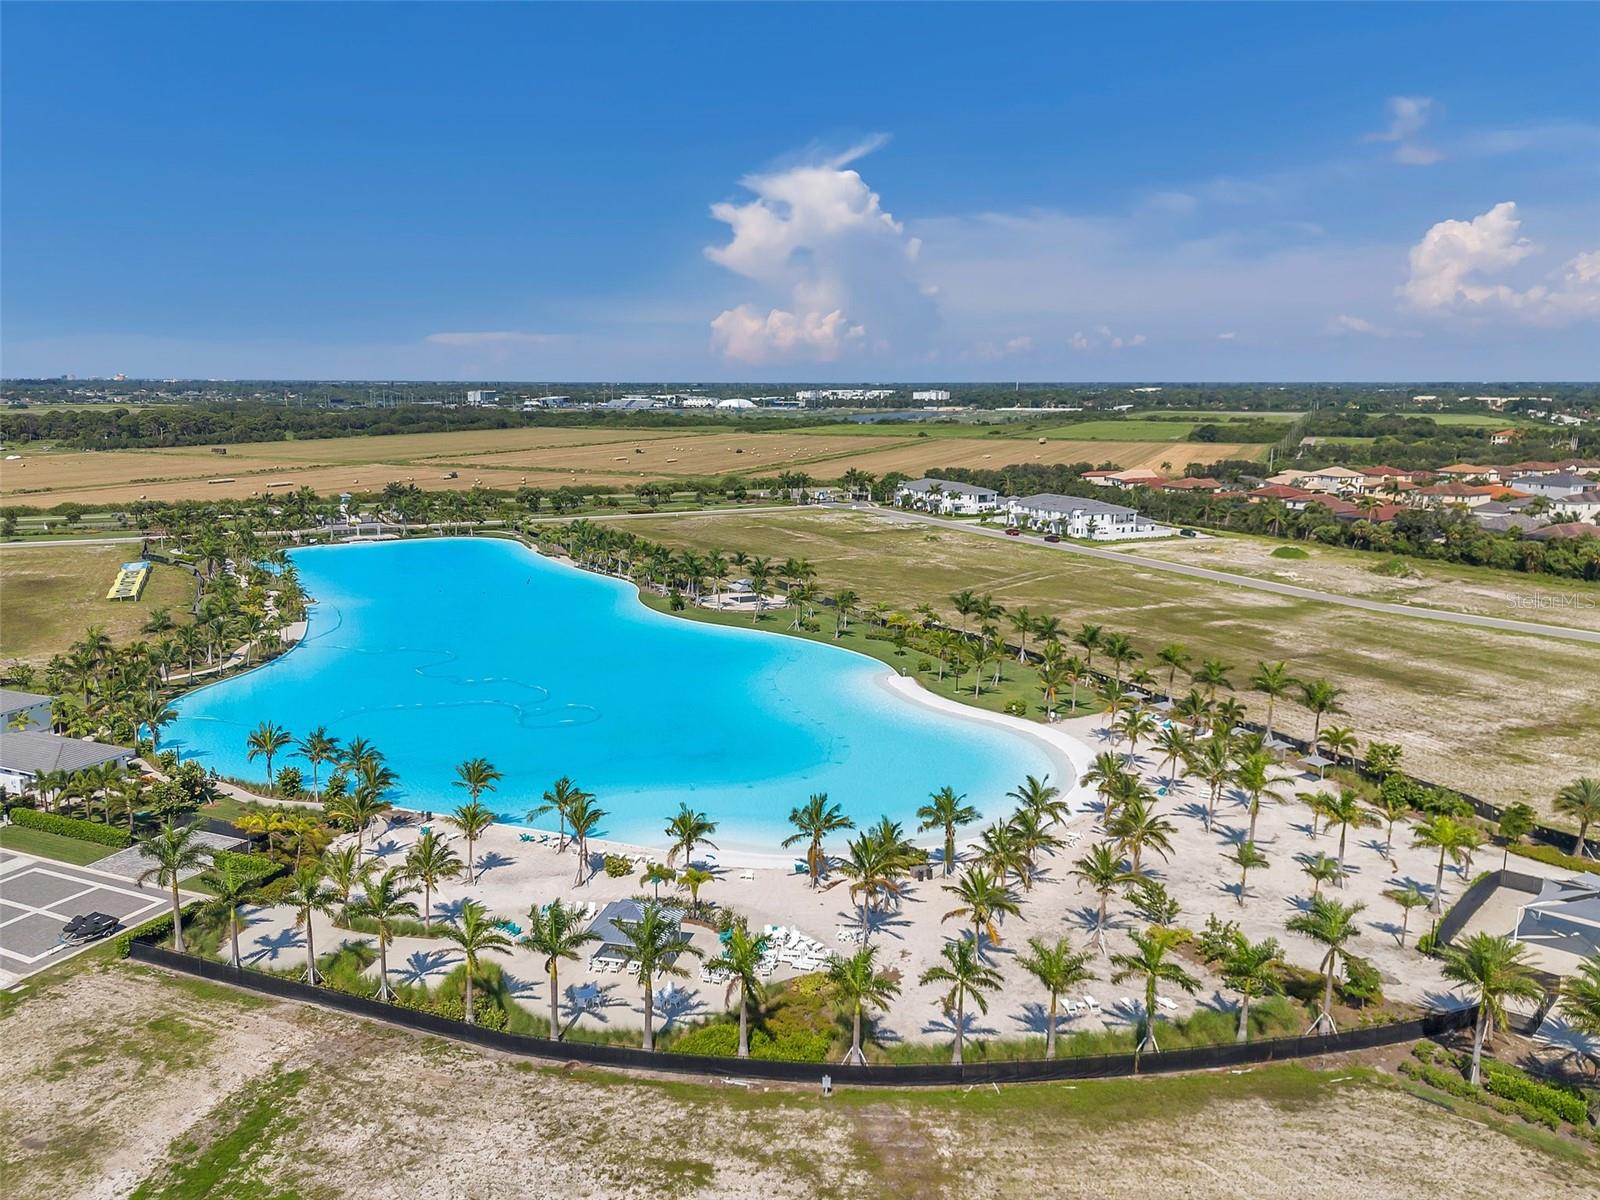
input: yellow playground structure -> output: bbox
[106,560,152,601]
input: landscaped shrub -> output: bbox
[1270,545,1309,559]
[1338,955,1384,1006]
[11,808,132,848]
[1506,841,1591,873]
[1482,1063,1589,1126]
[603,854,633,878]
[209,848,285,886]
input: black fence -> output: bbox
[129,938,1480,1087]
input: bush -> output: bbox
[1002,700,1028,717]
[1482,1063,1589,1126]
[603,854,633,878]
[11,808,132,848]
[1270,545,1309,559]
[1339,955,1384,1006]
[1506,841,1591,873]
[210,848,285,885]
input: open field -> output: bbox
[0,426,1261,508]
[0,961,1587,1200]
[0,543,195,664]
[1103,531,1600,634]
[617,509,1600,812]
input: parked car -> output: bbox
[1179,528,1199,538]
[60,912,119,946]
[1043,533,1061,543]
[1004,527,1022,536]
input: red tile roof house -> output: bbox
[1356,465,1416,485]
[1437,463,1503,483]
[1489,429,1518,445]
[1152,476,1226,493]
[1083,469,1165,488]
[1524,522,1600,542]
[1415,482,1525,509]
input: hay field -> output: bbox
[0,544,195,663]
[616,509,1598,811]
[1,427,1259,508]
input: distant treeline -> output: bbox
[0,403,819,449]
[1290,413,1595,469]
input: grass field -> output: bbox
[0,826,118,865]
[615,509,1599,810]
[0,425,1262,508]
[1,961,1588,1198]
[0,543,194,664]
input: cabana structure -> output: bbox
[584,899,689,972]
[1513,873,1600,966]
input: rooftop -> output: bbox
[1010,493,1138,518]
[0,688,52,714]
[898,477,997,497]
[0,730,132,776]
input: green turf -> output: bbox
[0,825,119,865]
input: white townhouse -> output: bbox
[1510,471,1593,499]
[894,477,1003,515]
[1006,493,1175,541]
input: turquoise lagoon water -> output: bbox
[169,538,1061,851]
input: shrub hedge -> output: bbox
[10,808,132,848]
[1506,841,1592,873]
[1482,1063,1589,1126]
[210,849,286,885]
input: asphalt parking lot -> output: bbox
[0,851,170,987]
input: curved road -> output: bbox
[828,505,1600,646]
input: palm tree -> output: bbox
[1286,896,1365,1035]
[615,901,703,1051]
[1234,751,1288,843]
[1101,632,1140,686]
[297,727,340,799]
[136,695,178,757]
[1321,789,1379,882]
[1555,777,1600,858]
[1018,935,1095,1058]
[1107,795,1175,876]
[1384,884,1429,946]
[975,819,1030,890]
[136,821,209,953]
[916,786,978,876]
[518,899,600,1041]
[942,866,1021,951]
[782,793,854,888]
[640,861,676,900]
[1412,814,1471,914]
[706,925,771,1058]
[1319,725,1359,767]
[447,799,496,884]
[404,829,462,931]
[1558,955,1600,1068]
[678,865,713,907]
[565,793,607,886]
[1220,935,1284,1042]
[1009,806,1064,889]
[919,937,1002,1065]
[1152,725,1192,786]
[665,803,718,866]
[1439,933,1544,1084]
[1192,656,1233,701]
[322,844,370,925]
[1249,661,1296,743]
[1072,843,1131,954]
[199,854,260,970]
[453,756,503,806]
[1301,851,1345,897]
[1189,734,1234,832]
[284,864,338,983]
[440,901,513,1025]
[1370,791,1411,858]
[1110,926,1200,1067]
[1156,643,1191,695]
[1007,774,1068,827]
[245,720,292,786]
[350,867,421,1001]
[1297,678,1345,745]
[1072,623,1103,674]
[837,827,912,940]
[1227,840,1269,906]
[532,775,589,852]
[827,945,901,1065]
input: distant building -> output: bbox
[894,477,1003,516]
[1007,494,1173,541]
[1510,471,1592,499]
[465,390,499,407]
[1489,429,1518,445]
[911,389,951,403]
[1083,469,1164,488]
[715,398,756,410]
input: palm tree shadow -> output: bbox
[433,897,470,923]
[370,837,404,860]
[1285,893,1316,914]
[244,926,304,965]
[561,981,623,1030]
[922,1009,999,1040]
[498,969,541,999]
[397,947,458,985]
[1176,801,1210,827]
[1012,1001,1056,1036]
[474,850,514,879]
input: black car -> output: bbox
[61,912,119,946]
[1043,534,1062,543]
[1179,528,1200,538]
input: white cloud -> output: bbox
[1215,331,1237,341]
[1068,325,1146,351]
[705,137,934,363]
[1366,96,1442,165]
[1325,314,1418,339]
[1004,335,1033,353]
[1400,202,1599,324]
[707,306,863,365]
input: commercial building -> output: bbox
[911,389,951,403]
[465,390,499,407]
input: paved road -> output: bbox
[833,505,1600,646]
[1,535,147,548]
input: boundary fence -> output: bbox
[130,937,1483,1087]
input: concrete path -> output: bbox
[838,504,1600,645]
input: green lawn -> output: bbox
[0,825,119,865]
[0,542,195,664]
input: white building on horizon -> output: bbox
[894,477,1003,516]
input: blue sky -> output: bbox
[3,2,1597,381]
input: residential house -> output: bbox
[893,477,1003,515]
[1007,494,1173,540]
[1489,429,1518,445]
[1415,482,1516,509]
[1083,469,1164,488]
[0,688,52,733]
[1523,522,1600,542]
[1152,476,1226,493]
[1248,484,1319,511]
[1548,490,1600,522]
[1437,464,1502,483]
[0,730,134,795]
[1509,471,1593,499]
